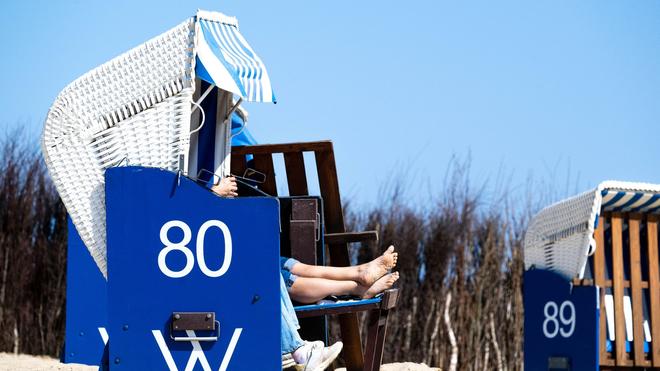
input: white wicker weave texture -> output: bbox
[524,181,660,280]
[42,19,196,277]
[524,190,598,280]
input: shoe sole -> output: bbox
[282,359,296,369]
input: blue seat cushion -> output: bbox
[294,297,382,313]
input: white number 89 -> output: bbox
[158,220,233,278]
[542,300,576,338]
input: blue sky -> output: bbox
[2,1,659,209]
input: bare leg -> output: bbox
[289,246,398,286]
[288,272,401,304]
[288,277,361,304]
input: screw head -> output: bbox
[174,314,181,320]
[122,324,129,331]
[206,313,212,319]
[114,357,121,364]
[79,331,84,336]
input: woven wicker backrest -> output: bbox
[525,181,660,280]
[524,189,599,279]
[42,19,195,277]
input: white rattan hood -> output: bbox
[524,181,660,280]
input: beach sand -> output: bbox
[0,352,440,370]
[0,353,95,371]
[337,363,440,371]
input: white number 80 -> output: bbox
[158,220,233,278]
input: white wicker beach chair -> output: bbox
[42,10,274,277]
[526,181,660,366]
[524,181,660,279]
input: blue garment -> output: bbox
[231,112,304,354]
[231,110,256,164]
[230,111,257,146]
[281,272,304,354]
[280,257,300,288]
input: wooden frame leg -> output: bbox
[373,310,389,370]
[363,308,390,371]
[339,313,364,371]
[364,309,381,371]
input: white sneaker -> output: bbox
[285,342,322,369]
[293,341,343,371]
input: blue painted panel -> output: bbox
[63,218,108,366]
[524,269,599,371]
[106,167,281,370]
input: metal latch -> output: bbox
[548,356,571,371]
[170,312,219,342]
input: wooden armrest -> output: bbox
[380,289,399,310]
[324,231,379,245]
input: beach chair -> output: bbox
[43,7,395,368]
[524,181,660,370]
[42,10,275,279]
[232,141,400,371]
[43,10,290,369]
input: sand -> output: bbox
[0,353,440,370]
[0,353,95,371]
[337,363,440,371]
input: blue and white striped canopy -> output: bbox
[195,10,276,103]
[601,189,660,213]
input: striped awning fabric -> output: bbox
[195,10,275,103]
[601,188,660,213]
[525,181,660,280]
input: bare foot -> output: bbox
[361,272,399,299]
[357,245,398,286]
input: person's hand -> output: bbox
[211,176,238,198]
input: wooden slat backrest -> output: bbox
[232,153,247,179]
[231,141,365,369]
[628,214,649,366]
[252,153,277,196]
[648,215,660,366]
[594,218,613,366]
[231,141,351,265]
[283,152,308,196]
[611,213,630,366]
[587,212,660,368]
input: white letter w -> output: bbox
[152,328,242,371]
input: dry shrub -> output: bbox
[0,131,67,356]
[0,131,527,368]
[342,159,526,370]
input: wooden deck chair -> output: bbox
[231,141,399,371]
[525,181,660,370]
